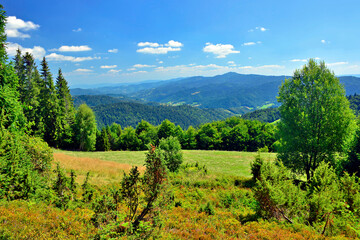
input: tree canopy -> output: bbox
[277,59,356,181]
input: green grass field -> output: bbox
[54,149,276,177]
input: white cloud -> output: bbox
[137,40,183,54]
[74,68,93,72]
[101,65,117,69]
[133,64,156,68]
[166,40,183,47]
[5,16,39,38]
[52,45,92,52]
[108,69,122,73]
[138,42,160,47]
[137,46,181,54]
[203,43,240,58]
[127,68,136,71]
[321,39,327,44]
[249,26,268,32]
[243,42,256,46]
[46,53,100,62]
[228,61,236,67]
[326,62,348,67]
[108,48,118,53]
[72,28,82,32]
[6,42,46,60]
[158,60,163,64]
[290,59,307,62]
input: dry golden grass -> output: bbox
[53,152,145,185]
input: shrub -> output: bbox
[159,136,183,172]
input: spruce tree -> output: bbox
[55,68,75,148]
[21,52,43,135]
[39,57,60,146]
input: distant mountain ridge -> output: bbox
[70,72,360,114]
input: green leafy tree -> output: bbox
[182,126,197,149]
[0,5,25,130]
[157,119,175,141]
[196,123,222,150]
[277,59,356,181]
[121,126,141,151]
[159,136,183,172]
[96,127,110,151]
[74,104,97,151]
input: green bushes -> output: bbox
[254,158,360,236]
[159,136,183,172]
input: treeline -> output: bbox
[95,117,276,152]
[242,107,280,123]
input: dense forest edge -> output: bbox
[1,3,360,239]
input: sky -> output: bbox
[3,0,360,87]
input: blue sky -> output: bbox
[3,0,360,87]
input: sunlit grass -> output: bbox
[53,149,276,179]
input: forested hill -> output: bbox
[71,73,360,113]
[91,101,233,129]
[241,94,360,123]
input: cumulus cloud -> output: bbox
[290,59,307,62]
[74,68,93,72]
[166,40,183,47]
[203,43,240,58]
[138,42,160,47]
[72,28,82,32]
[108,69,122,73]
[133,64,155,68]
[101,65,117,69]
[5,16,39,38]
[46,53,100,62]
[6,42,46,60]
[51,45,92,52]
[137,40,183,54]
[108,48,118,53]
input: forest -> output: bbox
[1,4,360,239]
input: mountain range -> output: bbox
[70,72,360,128]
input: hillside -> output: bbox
[91,101,233,129]
[71,73,360,113]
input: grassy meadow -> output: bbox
[53,149,276,185]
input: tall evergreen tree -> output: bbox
[21,52,43,135]
[55,68,75,148]
[39,57,60,146]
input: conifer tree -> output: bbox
[55,68,75,148]
[21,52,43,135]
[39,57,60,146]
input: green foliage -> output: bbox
[199,202,215,215]
[120,126,141,150]
[254,160,305,223]
[196,123,222,150]
[74,104,97,151]
[96,128,110,151]
[277,59,356,181]
[242,107,280,123]
[0,128,52,200]
[250,153,263,181]
[55,68,75,148]
[159,136,183,172]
